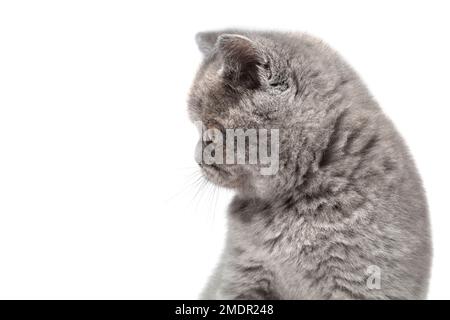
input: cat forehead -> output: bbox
[192,60,224,96]
[189,65,237,114]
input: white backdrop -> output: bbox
[0,0,449,299]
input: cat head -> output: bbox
[188,30,327,197]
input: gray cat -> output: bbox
[188,30,432,299]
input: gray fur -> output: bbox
[188,30,432,299]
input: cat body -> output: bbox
[188,30,431,299]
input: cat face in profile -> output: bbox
[188,31,301,195]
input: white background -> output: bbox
[0,0,449,299]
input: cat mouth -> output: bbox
[200,163,229,175]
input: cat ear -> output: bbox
[195,31,221,55]
[216,34,265,89]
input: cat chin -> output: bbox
[200,163,239,189]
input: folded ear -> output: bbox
[217,34,264,89]
[195,31,221,55]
